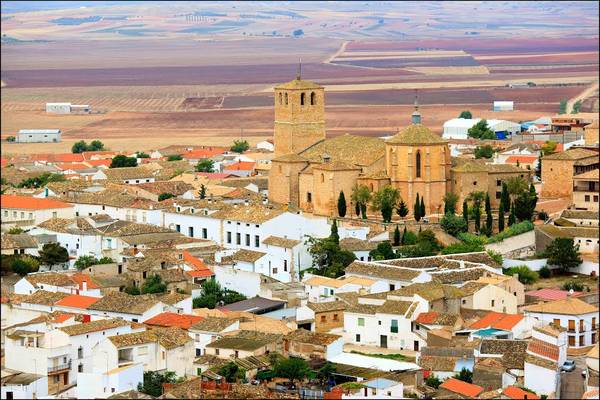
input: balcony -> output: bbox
[48,361,71,374]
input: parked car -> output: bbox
[561,360,576,372]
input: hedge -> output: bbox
[487,221,534,243]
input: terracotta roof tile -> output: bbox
[25,273,75,288]
[523,297,598,315]
[55,294,100,309]
[286,329,341,346]
[109,326,191,350]
[345,261,421,281]
[70,273,100,290]
[439,378,483,398]
[306,301,347,313]
[1,234,38,249]
[144,312,203,330]
[503,386,540,400]
[262,236,301,248]
[470,312,524,330]
[387,124,447,145]
[527,338,559,361]
[88,292,161,315]
[525,288,583,301]
[190,317,236,333]
[59,318,130,336]
[21,290,70,306]
[1,194,73,210]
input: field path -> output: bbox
[325,40,349,64]
[567,81,599,112]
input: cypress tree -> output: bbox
[420,197,426,219]
[355,201,360,217]
[337,191,347,218]
[498,203,505,232]
[393,225,401,246]
[508,202,516,226]
[397,199,409,218]
[462,199,469,226]
[486,208,493,235]
[199,184,206,199]
[500,182,510,212]
[402,226,408,245]
[474,203,481,232]
[360,203,367,220]
[414,193,421,222]
[330,219,340,245]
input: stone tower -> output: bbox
[273,76,325,156]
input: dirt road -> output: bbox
[567,81,599,112]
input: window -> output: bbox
[284,260,288,272]
[175,224,181,232]
[234,350,239,358]
[593,332,597,344]
[415,151,421,178]
[278,92,282,105]
[585,195,590,202]
[462,299,466,304]
[592,317,596,330]
[391,319,398,333]
[580,320,584,332]
[20,212,24,219]
[491,300,495,307]
[273,267,278,274]
[496,191,501,199]
[189,227,194,237]
[594,195,599,202]
[227,232,232,244]
[320,315,326,323]
[202,228,208,239]
[197,367,202,376]
[569,320,575,331]
[143,271,147,279]
[236,233,241,245]
[78,364,83,373]
[162,351,165,360]
[358,317,365,327]
[310,92,316,105]
[215,349,220,355]
[307,192,312,203]
[52,211,57,218]
[300,92,305,106]
[333,313,339,321]
[138,346,147,356]
[245,234,250,246]
[284,93,288,105]
[356,334,361,342]
[254,235,260,248]
[473,181,477,186]
[78,346,83,359]
[389,284,395,291]
[580,335,585,346]
[496,179,501,186]
[321,173,325,183]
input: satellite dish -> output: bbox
[569,289,574,296]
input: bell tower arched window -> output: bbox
[310,92,316,105]
[320,173,325,183]
[301,93,306,106]
[278,92,282,105]
[284,93,288,105]
[416,151,422,178]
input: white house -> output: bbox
[1,369,48,400]
[1,234,39,256]
[523,296,598,348]
[1,195,75,229]
[344,261,431,291]
[256,140,275,152]
[17,129,61,143]
[75,362,143,399]
[493,101,514,111]
[188,317,239,357]
[14,273,78,296]
[524,324,568,397]
[303,274,386,302]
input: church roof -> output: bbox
[272,153,308,163]
[275,78,323,90]
[313,161,360,171]
[299,134,385,167]
[386,124,447,145]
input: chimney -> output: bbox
[82,281,87,292]
[244,199,249,206]
[322,153,331,163]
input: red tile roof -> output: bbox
[70,273,100,290]
[55,163,90,171]
[84,159,112,168]
[224,161,255,171]
[182,148,226,159]
[186,269,214,278]
[52,313,75,323]
[81,151,120,160]
[525,288,583,301]
[182,251,214,278]
[415,311,439,325]
[470,312,524,330]
[503,386,540,400]
[439,378,483,398]
[527,338,559,361]
[144,312,203,330]
[55,294,101,309]
[506,155,538,164]
[195,172,236,179]
[1,158,8,167]
[1,195,73,210]
[30,153,85,163]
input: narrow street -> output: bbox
[560,358,585,399]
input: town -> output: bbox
[1,73,598,399]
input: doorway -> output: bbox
[380,335,387,348]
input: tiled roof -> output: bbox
[209,202,286,224]
[109,326,191,349]
[505,155,538,163]
[543,148,597,160]
[37,217,97,234]
[345,261,421,281]
[262,236,301,248]
[275,78,322,90]
[70,273,100,290]
[305,275,375,289]
[272,153,308,163]
[523,297,598,315]
[144,312,203,330]
[431,267,489,284]
[561,209,599,220]
[503,386,540,400]
[206,330,281,351]
[286,329,341,346]
[532,323,566,338]
[419,355,457,372]
[223,249,267,263]
[479,339,528,369]
[59,318,129,336]
[190,317,235,333]
[470,312,524,330]
[1,234,37,249]
[300,134,385,167]
[525,288,583,301]
[21,290,69,306]
[55,294,100,309]
[155,268,188,284]
[537,224,599,239]
[223,161,255,171]
[415,312,458,326]
[154,292,190,305]
[339,237,378,251]
[25,273,75,288]
[306,301,346,313]
[312,161,361,171]
[524,353,557,370]
[459,281,488,295]
[1,194,73,210]
[163,378,295,399]
[379,300,414,315]
[573,169,599,180]
[103,166,155,181]
[386,124,447,145]
[527,338,559,361]
[136,181,194,195]
[439,378,483,398]
[389,282,465,301]
[88,292,161,315]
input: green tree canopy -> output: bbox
[110,155,137,168]
[559,99,567,114]
[468,119,495,140]
[218,362,246,383]
[231,140,250,153]
[192,279,246,309]
[141,274,167,294]
[71,140,88,154]
[546,238,582,273]
[74,255,98,271]
[474,144,494,159]
[370,241,396,260]
[453,367,473,383]
[89,140,105,151]
[351,184,371,219]
[273,357,312,383]
[498,203,505,232]
[458,110,472,119]
[18,172,65,189]
[371,186,399,223]
[414,193,421,222]
[137,371,178,397]
[167,154,183,161]
[393,225,401,246]
[441,212,468,237]
[195,159,214,173]
[11,256,40,276]
[443,192,459,215]
[396,199,409,218]
[158,192,175,202]
[39,243,69,266]
[136,151,150,158]
[337,191,347,218]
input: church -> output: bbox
[268,76,526,217]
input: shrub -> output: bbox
[11,256,40,276]
[504,265,539,284]
[441,242,484,255]
[486,250,503,265]
[487,221,534,243]
[110,155,137,168]
[6,136,16,142]
[425,374,442,389]
[74,255,98,271]
[230,140,249,153]
[141,274,167,294]
[402,230,417,245]
[546,238,582,273]
[538,266,551,278]
[441,212,468,237]
[458,232,488,246]
[124,286,140,295]
[561,281,584,292]
[167,154,183,161]
[538,210,549,221]
[8,227,24,234]
[158,193,175,201]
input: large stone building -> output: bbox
[584,120,599,146]
[268,76,529,217]
[541,148,599,199]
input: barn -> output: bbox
[17,129,62,143]
[493,101,514,111]
[443,119,520,140]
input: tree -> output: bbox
[156,193,174,202]
[508,202,516,226]
[273,357,312,384]
[351,184,371,219]
[468,119,495,140]
[414,193,421,222]
[74,255,98,271]
[306,231,356,278]
[136,151,150,158]
[420,197,426,218]
[141,274,167,294]
[124,286,140,295]
[195,159,214,172]
[504,265,539,284]
[441,212,468,237]
[18,172,65,189]
[458,110,472,119]
[393,225,401,246]
[218,362,246,383]
[506,177,528,202]
[453,367,473,383]
[8,227,24,234]
[402,227,417,245]
[500,182,510,211]
[462,199,469,226]
[474,144,494,159]
[572,99,582,114]
[317,362,336,385]
[541,141,557,156]
[354,201,360,217]
[539,265,551,278]
[167,154,183,161]
[192,279,244,308]
[561,281,584,292]
[6,136,15,142]
[559,99,567,114]
[498,203,505,232]
[337,191,347,218]
[535,155,542,179]
[473,200,481,233]
[71,140,88,154]
[417,229,441,252]
[441,242,485,254]
[39,243,69,266]
[514,183,537,222]
[11,256,39,276]
[396,199,409,218]
[199,184,206,199]
[485,193,493,234]
[110,155,137,168]
[330,219,340,245]
[546,238,582,273]
[230,140,250,153]
[138,371,178,397]
[89,140,105,151]
[443,192,459,215]
[371,186,399,223]
[425,373,442,389]
[370,241,396,260]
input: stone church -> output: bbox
[268,76,525,217]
